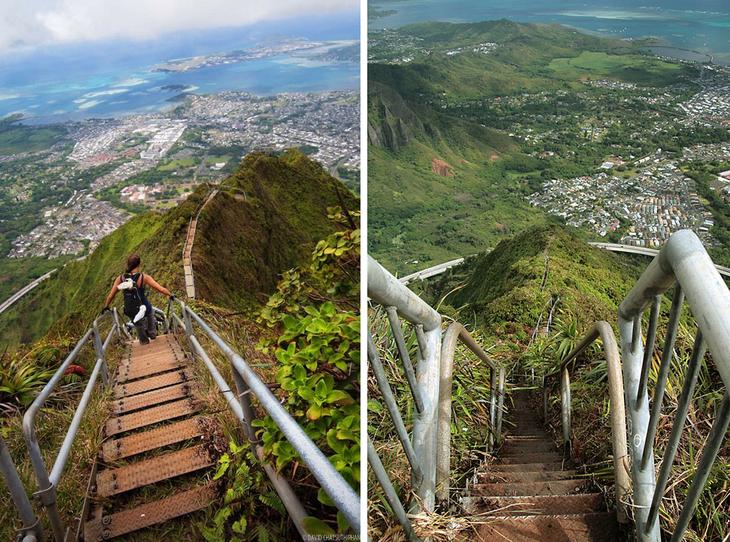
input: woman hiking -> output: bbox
[103,254,173,344]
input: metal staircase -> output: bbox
[1,299,360,541]
[368,229,730,542]
[463,389,619,541]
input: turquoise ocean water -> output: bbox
[370,0,730,65]
[0,12,359,124]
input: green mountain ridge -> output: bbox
[446,224,639,334]
[0,150,354,346]
[368,20,699,274]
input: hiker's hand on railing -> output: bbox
[101,306,111,315]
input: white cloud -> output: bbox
[0,0,358,54]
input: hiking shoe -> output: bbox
[140,338,150,345]
[149,335,157,340]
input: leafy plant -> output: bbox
[255,207,360,533]
[200,440,284,542]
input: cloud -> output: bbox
[0,0,358,54]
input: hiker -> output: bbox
[103,254,173,344]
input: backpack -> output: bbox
[119,272,145,319]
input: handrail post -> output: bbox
[230,364,258,444]
[92,320,108,387]
[560,367,571,449]
[0,435,43,542]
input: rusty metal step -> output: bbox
[113,369,190,399]
[124,347,181,363]
[491,462,568,472]
[463,493,605,516]
[101,417,206,461]
[472,512,618,541]
[119,350,182,369]
[115,359,185,384]
[501,441,559,455]
[470,479,589,497]
[111,383,192,414]
[479,470,578,483]
[105,398,199,437]
[85,482,218,541]
[96,444,213,497]
[498,452,565,464]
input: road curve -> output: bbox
[0,269,57,315]
[588,242,730,278]
[399,258,465,284]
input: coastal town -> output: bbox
[528,152,716,248]
[0,90,359,259]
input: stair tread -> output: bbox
[464,493,606,516]
[85,482,218,540]
[479,470,578,483]
[101,416,206,461]
[491,462,569,472]
[470,479,589,497]
[471,512,619,541]
[498,452,565,464]
[96,444,213,497]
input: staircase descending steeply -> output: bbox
[464,389,619,541]
[84,333,219,540]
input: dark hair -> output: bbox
[126,254,141,273]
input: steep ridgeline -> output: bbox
[0,150,355,345]
[436,224,640,334]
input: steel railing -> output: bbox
[1,435,41,542]
[20,308,121,541]
[542,321,630,524]
[618,229,730,541]
[367,255,441,539]
[166,298,360,535]
[368,256,503,538]
[436,322,504,503]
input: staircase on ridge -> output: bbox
[83,333,219,540]
[462,389,620,541]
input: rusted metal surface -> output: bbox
[96,444,212,497]
[105,398,199,436]
[101,417,205,461]
[113,369,189,399]
[471,479,588,497]
[84,482,218,540]
[491,462,567,472]
[115,359,184,383]
[110,383,191,414]
[498,452,565,465]
[479,470,578,483]
[474,513,618,541]
[463,493,604,516]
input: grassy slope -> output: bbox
[368,20,697,273]
[0,150,353,345]
[195,150,358,309]
[447,224,639,336]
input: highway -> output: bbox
[398,240,730,286]
[588,242,730,278]
[0,269,57,315]
[399,258,464,284]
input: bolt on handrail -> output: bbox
[617,229,730,541]
[367,255,441,540]
[166,298,361,534]
[20,309,120,542]
[436,322,505,503]
[542,321,630,524]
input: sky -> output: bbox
[0,0,359,56]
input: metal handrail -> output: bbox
[436,322,505,503]
[21,309,119,541]
[617,229,730,541]
[167,298,360,533]
[367,255,442,540]
[542,321,629,524]
[1,435,41,542]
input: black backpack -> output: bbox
[121,272,145,319]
